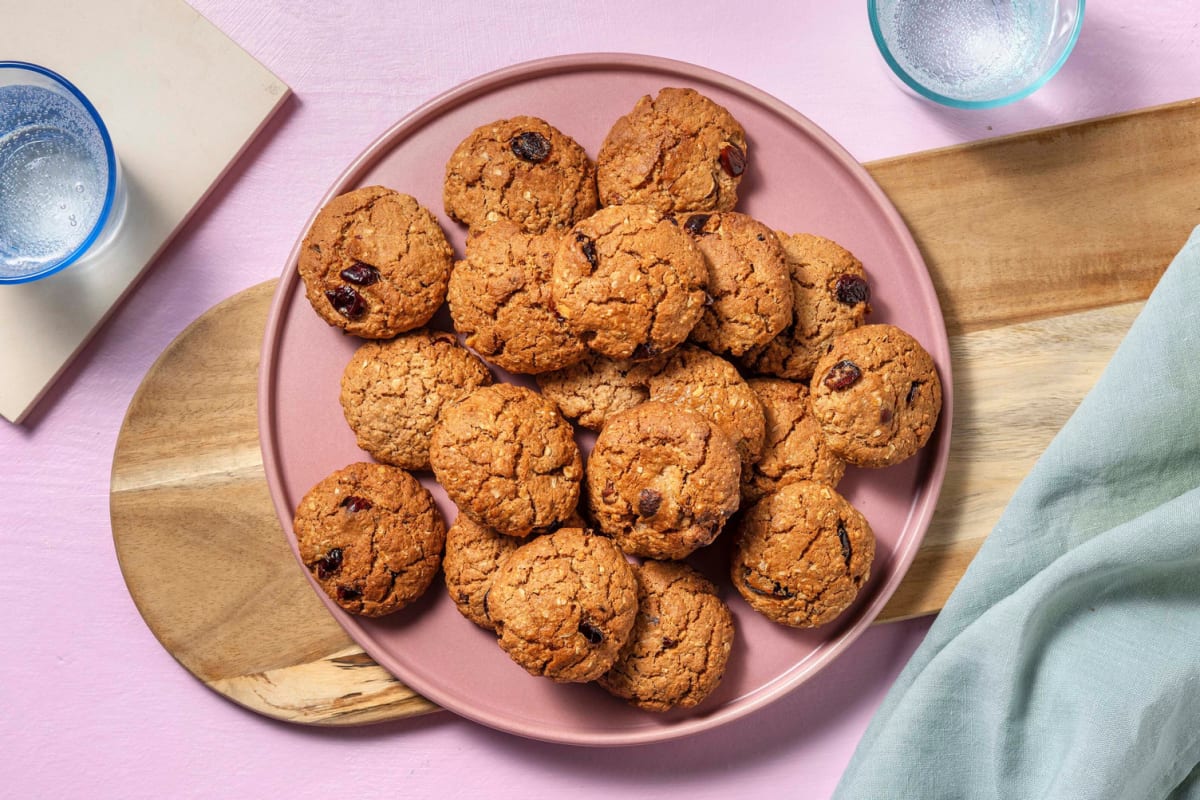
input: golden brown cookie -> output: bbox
[443,116,598,234]
[447,222,585,375]
[429,384,582,537]
[293,462,446,617]
[339,330,492,470]
[534,351,666,431]
[586,402,741,560]
[680,212,793,356]
[442,510,586,631]
[731,480,874,628]
[738,233,871,380]
[597,87,747,214]
[487,528,638,683]
[646,345,766,467]
[298,185,453,338]
[742,378,846,504]
[598,560,735,712]
[809,324,943,468]
[550,204,708,361]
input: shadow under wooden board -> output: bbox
[110,98,1200,727]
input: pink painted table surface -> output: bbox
[4,1,1198,797]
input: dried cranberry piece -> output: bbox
[601,479,616,502]
[879,406,893,425]
[637,488,662,518]
[906,380,922,404]
[325,285,367,319]
[837,521,852,568]
[339,261,380,286]
[719,143,746,177]
[823,360,862,391]
[578,620,604,645]
[510,131,552,163]
[315,548,343,580]
[683,214,711,235]
[336,585,362,602]
[340,495,373,512]
[575,232,598,269]
[835,274,870,306]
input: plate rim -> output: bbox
[258,51,953,746]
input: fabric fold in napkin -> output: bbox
[834,226,1200,800]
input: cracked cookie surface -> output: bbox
[810,323,942,468]
[738,232,871,380]
[298,185,453,338]
[597,87,747,214]
[447,222,585,375]
[443,116,598,234]
[598,560,735,712]
[742,378,846,504]
[340,330,493,470]
[550,204,708,361]
[487,527,638,683]
[430,384,582,537]
[681,212,792,356]
[442,510,586,631]
[586,401,741,560]
[534,351,666,431]
[293,462,446,617]
[731,480,874,628]
[646,345,766,468]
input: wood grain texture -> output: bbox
[110,282,436,725]
[110,98,1200,725]
[867,97,1200,336]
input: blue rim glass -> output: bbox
[0,61,118,284]
[867,0,1086,110]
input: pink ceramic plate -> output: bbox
[260,54,952,746]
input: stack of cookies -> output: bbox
[292,87,943,714]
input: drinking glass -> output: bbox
[869,0,1085,109]
[0,61,127,283]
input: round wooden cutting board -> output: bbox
[110,280,437,726]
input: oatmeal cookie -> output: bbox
[293,462,446,617]
[598,560,735,712]
[340,330,492,470]
[487,528,638,683]
[534,351,666,431]
[809,324,942,468]
[680,212,792,356]
[586,402,741,560]
[298,185,452,338]
[429,384,582,537]
[442,510,586,631]
[646,345,766,467]
[551,204,708,360]
[597,87,747,214]
[741,378,846,503]
[447,222,585,375]
[738,233,871,380]
[443,116,598,234]
[731,480,874,628]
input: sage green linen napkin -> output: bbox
[834,227,1200,800]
